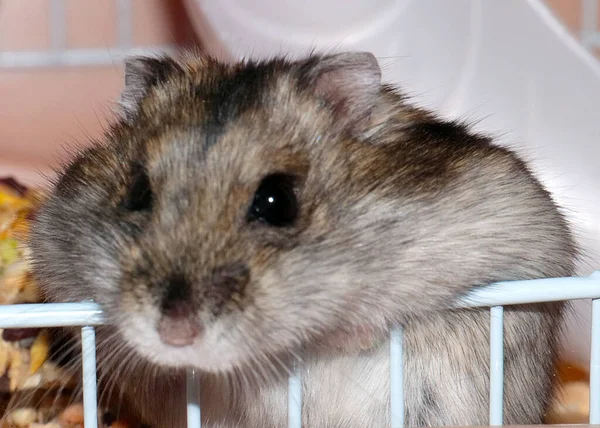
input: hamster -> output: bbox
[28,51,577,427]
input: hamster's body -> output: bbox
[116,307,564,428]
[29,52,576,427]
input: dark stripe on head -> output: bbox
[198,61,279,152]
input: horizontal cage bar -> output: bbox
[0,46,179,69]
[0,271,597,428]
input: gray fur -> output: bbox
[28,51,577,427]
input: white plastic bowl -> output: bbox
[184,0,600,369]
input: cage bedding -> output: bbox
[0,177,141,427]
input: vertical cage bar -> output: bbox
[390,327,404,428]
[187,368,201,428]
[288,357,302,428]
[50,0,67,51]
[590,299,600,424]
[489,306,504,425]
[582,0,599,37]
[81,326,98,428]
[116,0,133,48]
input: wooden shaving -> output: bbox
[0,181,58,395]
[6,407,37,427]
[29,332,50,375]
[57,404,84,427]
[0,180,78,426]
[28,424,61,428]
[0,178,144,426]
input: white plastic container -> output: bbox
[185,0,600,369]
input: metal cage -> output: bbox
[1,0,599,69]
[2,1,600,427]
[0,272,598,428]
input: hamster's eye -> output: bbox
[247,174,298,227]
[122,163,153,212]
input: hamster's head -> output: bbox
[30,51,404,371]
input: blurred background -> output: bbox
[0,0,598,185]
[1,1,600,411]
[0,0,197,183]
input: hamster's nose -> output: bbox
[157,303,203,347]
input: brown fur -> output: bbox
[29,51,577,427]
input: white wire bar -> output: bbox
[0,0,178,69]
[582,0,599,48]
[389,327,404,428]
[0,46,179,69]
[489,306,504,425]
[590,298,600,424]
[50,0,67,51]
[0,302,103,328]
[81,326,98,428]
[288,357,302,428]
[0,272,598,427]
[583,33,600,48]
[187,368,201,428]
[455,271,600,308]
[116,0,133,49]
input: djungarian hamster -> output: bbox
[28,51,577,427]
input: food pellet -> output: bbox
[58,403,84,427]
[109,421,131,428]
[7,407,38,426]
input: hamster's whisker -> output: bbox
[288,348,304,366]
[116,360,142,417]
[65,380,83,411]
[96,342,129,407]
[250,353,272,388]
[1,341,86,425]
[241,355,261,393]
[224,370,239,404]
[96,343,123,391]
[263,353,285,383]
[99,344,133,410]
[49,374,78,419]
[48,330,80,364]
[103,355,134,414]
[232,366,248,402]
[269,350,293,379]
[114,353,147,418]
[3,388,39,423]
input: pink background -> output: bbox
[0,0,598,185]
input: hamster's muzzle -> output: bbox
[152,263,250,346]
[157,301,203,347]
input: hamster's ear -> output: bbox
[303,52,382,129]
[119,56,181,120]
